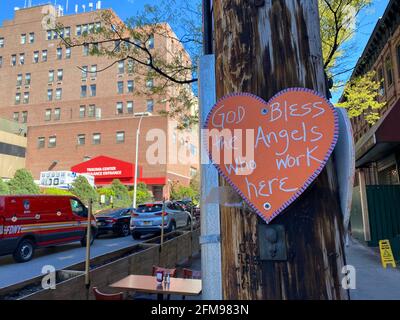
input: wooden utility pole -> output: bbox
[212,0,348,300]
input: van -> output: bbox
[0,195,97,263]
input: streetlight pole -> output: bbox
[132,115,144,209]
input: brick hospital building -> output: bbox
[0,4,199,200]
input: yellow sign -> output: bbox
[379,240,397,268]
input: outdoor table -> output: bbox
[110,274,202,300]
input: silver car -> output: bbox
[130,201,191,240]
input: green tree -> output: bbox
[319,0,372,79]
[53,0,200,128]
[0,178,9,195]
[42,188,73,196]
[170,181,199,204]
[8,169,40,195]
[71,176,97,206]
[129,183,153,206]
[337,71,386,124]
[110,179,130,207]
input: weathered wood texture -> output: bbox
[213,0,348,300]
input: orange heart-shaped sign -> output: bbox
[204,88,338,223]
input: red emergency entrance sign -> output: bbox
[71,155,141,185]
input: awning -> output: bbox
[71,155,166,186]
[356,99,400,167]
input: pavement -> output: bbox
[0,234,144,289]
[172,238,400,301]
[345,238,400,300]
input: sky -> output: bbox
[0,0,392,102]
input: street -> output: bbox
[346,239,400,300]
[0,234,144,289]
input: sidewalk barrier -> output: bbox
[0,228,200,300]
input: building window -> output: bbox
[90,65,97,78]
[15,93,21,105]
[66,47,71,59]
[57,69,63,81]
[81,66,88,79]
[82,24,88,35]
[148,34,154,49]
[0,56,2,68]
[48,136,57,148]
[0,38,4,48]
[118,61,124,74]
[79,105,86,118]
[147,99,154,112]
[385,55,394,87]
[42,50,48,62]
[48,70,54,82]
[57,48,62,60]
[127,101,134,114]
[127,59,134,73]
[29,32,35,44]
[77,134,86,145]
[47,89,53,101]
[54,108,61,120]
[190,167,197,178]
[116,102,123,114]
[37,137,45,149]
[13,112,19,122]
[45,109,52,121]
[76,25,82,36]
[127,80,134,93]
[117,81,124,94]
[20,34,26,44]
[116,131,125,143]
[11,55,16,66]
[146,78,154,89]
[23,92,29,104]
[90,84,96,97]
[92,42,99,53]
[88,105,96,117]
[81,85,87,98]
[83,44,89,56]
[22,111,28,123]
[47,30,52,40]
[55,88,62,100]
[397,44,400,77]
[25,73,31,85]
[115,40,121,52]
[33,51,39,63]
[92,133,101,145]
[19,53,25,65]
[65,27,71,37]
[17,74,23,86]
[378,67,385,96]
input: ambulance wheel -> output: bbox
[13,239,35,263]
[81,229,95,247]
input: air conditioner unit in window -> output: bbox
[134,112,152,117]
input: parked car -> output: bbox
[174,200,200,221]
[0,195,97,263]
[130,201,191,240]
[95,208,133,237]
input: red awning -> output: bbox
[71,155,166,186]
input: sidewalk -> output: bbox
[345,238,400,300]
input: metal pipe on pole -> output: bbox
[132,115,144,209]
[85,199,93,300]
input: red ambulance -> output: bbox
[0,195,97,263]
